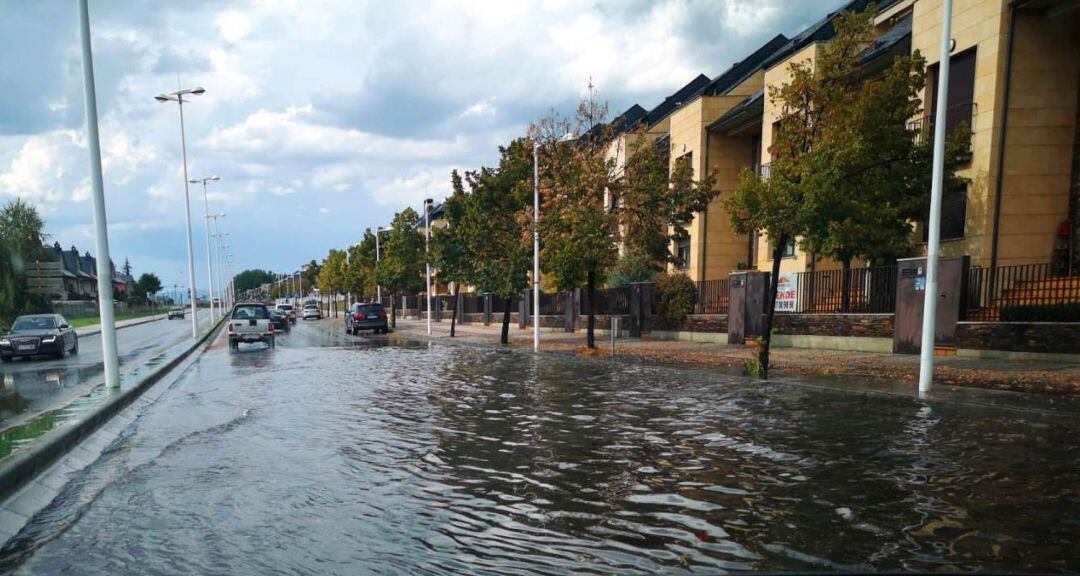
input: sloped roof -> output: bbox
[707,89,765,134]
[759,0,903,71]
[860,13,912,65]
[413,202,445,230]
[643,74,712,128]
[694,35,790,99]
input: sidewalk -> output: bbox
[76,313,166,337]
[391,318,1080,395]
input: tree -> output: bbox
[234,269,277,294]
[301,259,321,297]
[317,249,347,315]
[135,273,162,301]
[343,230,378,303]
[374,208,425,326]
[458,140,534,344]
[431,171,474,337]
[121,258,133,278]
[723,7,968,378]
[615,131,717,271]
[534,87,619,348]
[0,198,48,266]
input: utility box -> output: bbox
[728,271,768,345]
[894,256,969,353]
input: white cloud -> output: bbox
[0,130,83,204]
[216,10,251,44]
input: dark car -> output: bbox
[0,314,79,362]
[269,309,291,333]
[346,302,389,334]
[167,307,185,320]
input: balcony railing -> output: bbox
[758,163,772,181]
[908,102,976,147]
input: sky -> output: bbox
[0,0,847,288]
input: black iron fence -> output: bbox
[964,262,1080,321]
[539,292,565,316]
[694,279,729,315]
[584,287,630,315]
[772,265,897,314]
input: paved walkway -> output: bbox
[392,318,1080,395]
[75,314,166,336]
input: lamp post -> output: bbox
[918,0,954,396]
[424,198,433,336]
[156,86,205,339]
[532,133,576,351]
[191,176,220,322]
[76,0,120,388]
[375,226,388,304]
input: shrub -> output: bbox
[654,272,696,328]
[999,302,1080,322]
[607,250,659,289]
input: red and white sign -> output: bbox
[775,273,798,312]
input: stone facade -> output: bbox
[955,321,1080,354]
[770,313,895,338]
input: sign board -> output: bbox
[775,273,798,312]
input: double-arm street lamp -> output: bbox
[156,86,205,339]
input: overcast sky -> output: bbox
[0,0,846,287]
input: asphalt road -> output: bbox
[0,309,211,430]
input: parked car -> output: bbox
[270,309,291,333]
[0,314,79,362]
[276,303,297,324]
[167,307,185,320]
[228,302,275,350]
[302,303,322,320]
[346,302,389,334]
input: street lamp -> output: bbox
[156,86,205,339]
[424,198,433,336]
[77,0,120,388]
[532,132,576,351]
[191,176,220,322]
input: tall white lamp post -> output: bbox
[424,199,433,336]
[191,176,219,322]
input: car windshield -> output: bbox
[12,316,56,331]
[232,306,269,320]
[355,304,382,314]
[277,305,292,310]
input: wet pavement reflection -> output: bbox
[2,320,1078,574]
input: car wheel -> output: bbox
[56,341,67,359]
[268,336,276,349]
[72,335,79,355]
[0,354,11,363]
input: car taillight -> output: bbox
[268,322,275,333]
[379,310,387,318]
[228,323,234,333]
[353,312,362,320]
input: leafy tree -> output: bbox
[534,87,618,348]
[616,132,717,270]
[301,259,321,297]
[344,230,378,303]
[654,272,697,328]
[374,208,425,325]
[723,7,968,378]
[607,249,658,289]
[0,198,48,266]
[317,249,347,315]
[431,171,474,337]
[134,272,162,301]
[233,269,277,293]
[457,140,534,344]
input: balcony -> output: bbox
[907,102,976,148]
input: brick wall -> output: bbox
[956,322,1080,354]
[770,314,894,338]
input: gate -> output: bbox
[894,256,968,353]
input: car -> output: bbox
[167,307,185,320]
[345,302,389,334]
[275,303,297,324]
[269,309,291,333]
[0,314,79,362]
[228,302,275,350]
[301,304,322,320]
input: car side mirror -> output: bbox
[59,324,70,330]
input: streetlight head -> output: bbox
[211,175,220,181]
[190,87,206,95]
[188,179,198,184]
[424,198,433,205]
[154,94,172,102]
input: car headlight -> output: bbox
[0,338,9,346]
[42,335,57,343]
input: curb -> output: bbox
[0,317,226,504]
[76,313,166,337]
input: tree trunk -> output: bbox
[390,294,397,328]
[586,269,596,349]
[450,282,459,337]
[840,256,852,313]
[759,238,788,378]
[500,297,511,345]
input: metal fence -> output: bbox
[776,266,897,314]
[964,262,1080,321]
[490,294,518,314]
[694,279,729,315]
[584,287,630,315]
[539,292,565,316]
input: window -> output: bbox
[677,239,691,270]
[929,49,976,136]
[924,186,967,241]
[770,237,795,259]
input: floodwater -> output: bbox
[1,321,1077,574]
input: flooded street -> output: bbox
[2,320,1078,574]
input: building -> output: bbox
[25,242,135,301]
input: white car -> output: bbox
[301,304,322,320]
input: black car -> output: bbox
[0,314,79,362]
[269,309,291,333]
[345,303,389,334]
[167,307,185,320]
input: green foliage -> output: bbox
[744,356,765,378]
[431,170,474,290]
[1000,302,1080,322]
[343,230,377,300]
[374,208,425,297]
[607,250,659,288]
[233,269,277,293]
[317,249,347,294]
[616,133,717,269]
[0,198,48,267]
[654,272,697,328]
[134,273,162,300]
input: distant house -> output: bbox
[25,242,135,301]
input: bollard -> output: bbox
[611,317,618,357]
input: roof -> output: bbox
[643,74,712,128]
[707,89,765,134]
[694,35,790,99]
[859,14,912,67]
[759,0,902,71]
[413,202,445,230]
[582,103,649,142]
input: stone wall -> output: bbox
[771,314,894,338]
[956,322,1080,354]
[675,314,729,334]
